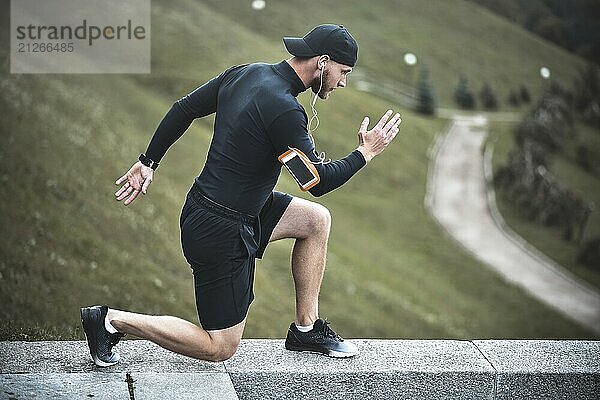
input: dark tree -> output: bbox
[578,237,600,270]
[576,144,599,174]
[479,83,498,110]
[574,64,600,127]
[453,75,476,109]
[514,95,573,152]
[416,66,436,115]
[548,82,574,106]
[520,85,531,103]
[508,90,521,106]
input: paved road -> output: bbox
[426,114,600,334]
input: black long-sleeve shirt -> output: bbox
[145,60,366,215]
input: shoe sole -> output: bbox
[285,341,358,358]
[80,307,119,367]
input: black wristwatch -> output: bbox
[139,153,159,170]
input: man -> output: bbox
[81,24,401,366]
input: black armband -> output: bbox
[139,153,160,170]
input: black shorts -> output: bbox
[180,183,292,330]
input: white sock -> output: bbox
[296,323,314,332]
[104,311,119,334]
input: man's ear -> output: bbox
[318,55,330,70]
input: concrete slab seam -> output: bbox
[222,360,241,399]
[125,372,135,400]
[470,340,498,400]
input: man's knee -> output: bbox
[269,198,332,242]
[206,335,240,362]
[211,343,238,362]
[307,203,331,235]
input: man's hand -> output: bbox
[356,109,401,163]
[115,161,154,206]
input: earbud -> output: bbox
[319,56,330,70]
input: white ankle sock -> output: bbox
[296,323,314,332]
[104,311,119,334]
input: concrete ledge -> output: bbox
[475,340,600,400]
[225,340,495,400]
[1,340,599,399]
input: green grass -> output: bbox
[488,120,600,290]
[197,0,588,109]
[0,0,596,340]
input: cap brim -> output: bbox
[283,37,317,57]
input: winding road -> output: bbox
[426,114,600,335]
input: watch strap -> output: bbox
[138,153,159,170]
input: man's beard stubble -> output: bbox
[311,68,332,99]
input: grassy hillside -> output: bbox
[0,0,596,340]
[470,0,600,65]
[198,0,589,109]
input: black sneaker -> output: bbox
[80,305,125,367]
[285,319,358,358]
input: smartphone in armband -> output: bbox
[278,148,320,191]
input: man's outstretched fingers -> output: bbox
[141,178,152,195]
[383,113,401,134]
[386,125,400,144]
[115,174,128,185]
[359,116,370,134]
[374,109,393,131]
[117,186,134,201]
[115,182,129,197]
[124,189,140,206]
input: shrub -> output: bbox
[582,101,600,128]
[454,75,476,109]
[520,85,530,103]
[497,147,592,242]
[514,95,573,151]
[508,90,520,106]
[548,82,574,106]
[574,64,600,114]
[479,83,498,110]
[416,66,436,115]
[576,144,599,173]
[578,237,600,270]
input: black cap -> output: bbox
[283,24,358,67]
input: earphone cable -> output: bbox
[307,63,331,164]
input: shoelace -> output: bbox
[110,332,125,345]
[321,320,342,341]
[98,333,125,358]
[98,333,125,356]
